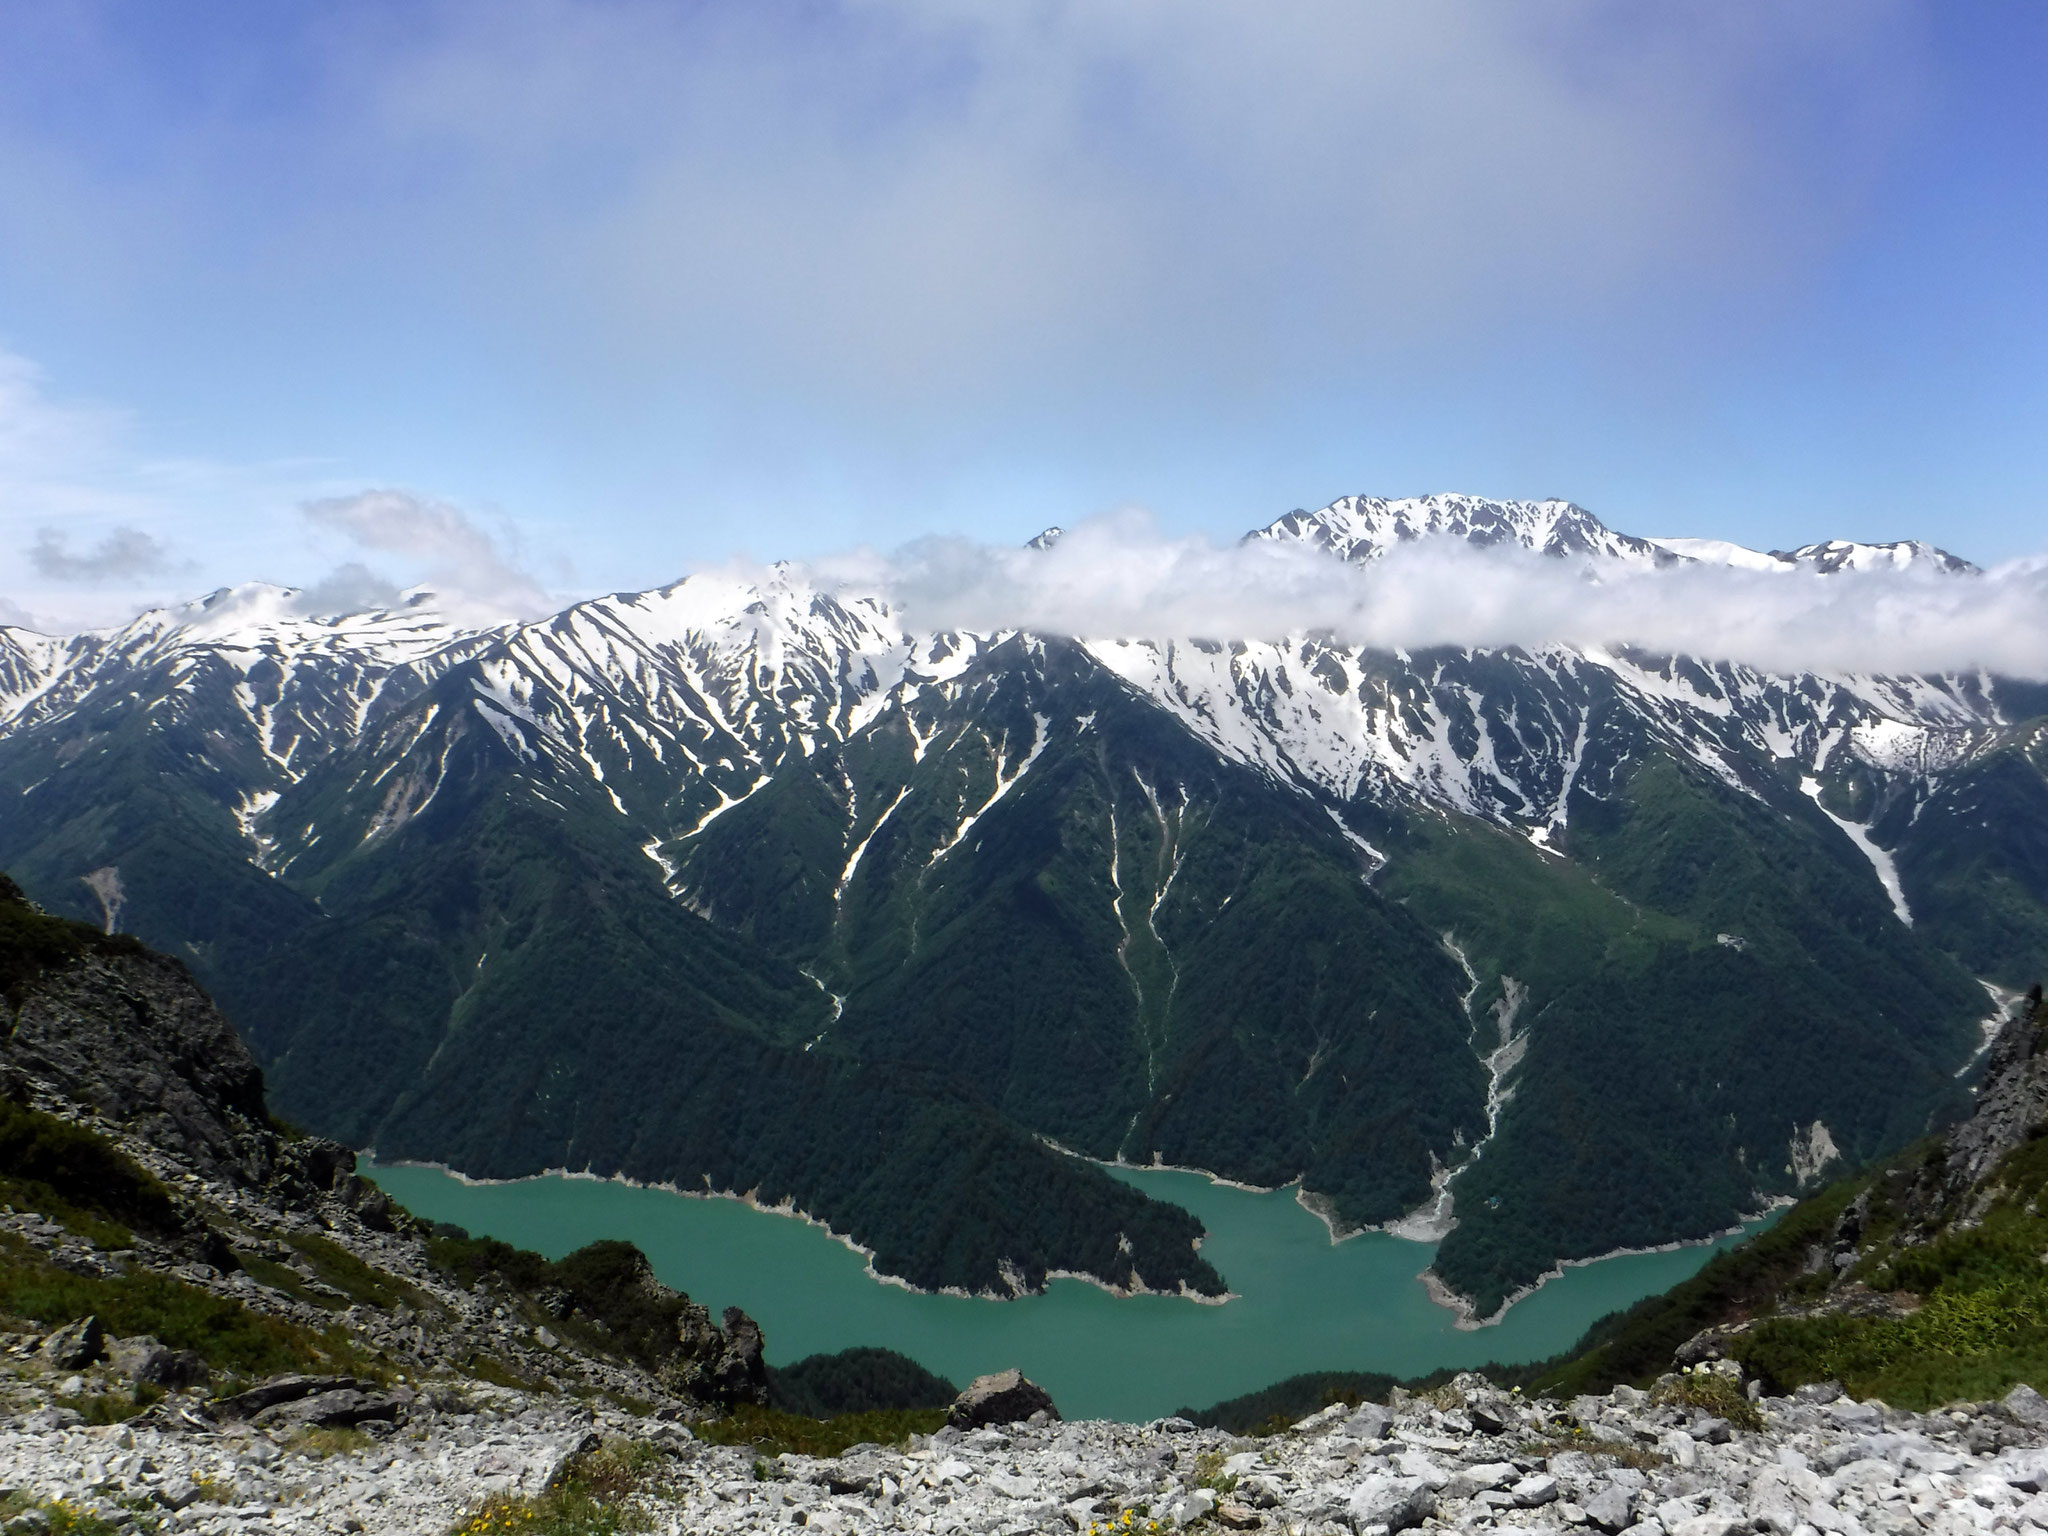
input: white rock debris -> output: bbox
[7,1366,2048,1536]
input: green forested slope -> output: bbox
[1887,724,2048,987]
[675,640,1489,1229]
[1532,993,2048,1411]
[1383,737,1982,1314]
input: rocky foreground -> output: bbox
[7,1361,2048,1535]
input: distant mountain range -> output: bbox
[4,494,2041,1317]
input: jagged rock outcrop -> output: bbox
[0,889,273,1186]
[1910,984,2048,1224]
[664,1299,769,1407]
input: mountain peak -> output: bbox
[1651,536,1977,576]
[1774,538,1978,576]
[1246,493,1671,566]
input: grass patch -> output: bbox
[695,1403,947,1459]
[291,1425,378,1458]
[1084,1510,1165,1536]
[445,1442,662,1536]
[1648,1371,1764,1432]
[0,1097,180,1242]
[0,1175,133,1251]
[448,1489,626,1536]
[233,1251,325,1307]
[283,1232,415,1311]
[1191,1451,1238,1494]
[1518,1436,1664,1472]
[1725,1121,2048,1409]
[0,1229,363,1379]
[466,1352,542,1392]
[0,1492,131,1536]
[55,1384,164,1425]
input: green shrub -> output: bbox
[284,1232,415,1310]
[695,1403,947,1458]
[1649,1371,1763,1432]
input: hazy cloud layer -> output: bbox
[845,513,2048,679]
[29,524,176,583]
[301,489,554,623]
[355,0,1915,406]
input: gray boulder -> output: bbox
[2004,1384,2048,1431]
[1167,1489,1216,1525]
[1827,1398,1883,1431]
[1466,1394,1513,1434]
[1346,1474,1435,1533]
[38,1316,104,1370]
[154,1475,202,1511]
[946,1369,1059,1429]
[106,1334,207,1389]
[1583,1483,1635,1534]
[252,1387,404,1430]
[210,1373,363,1420]
[1343,1403,1391,1440]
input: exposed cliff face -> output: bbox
[1909,985,2048,1224]
[2,924,272,1186]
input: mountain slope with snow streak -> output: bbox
[0,494,2033,1318]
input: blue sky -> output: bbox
[1,1,2045,629]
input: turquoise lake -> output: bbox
[363,1160,1766,1423]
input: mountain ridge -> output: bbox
[0,493,2036,1316]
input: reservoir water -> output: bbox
[364,1160,1766,1422]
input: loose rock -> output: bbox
[944,1367,1059,1429]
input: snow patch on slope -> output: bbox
[1800,776,1912,925]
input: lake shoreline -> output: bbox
[362,1157,1769,1420]
[364,1154,1240,1306]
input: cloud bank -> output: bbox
[300,488,555,624]
[839,512,2048,680]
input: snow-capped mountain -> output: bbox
[0,493,2036,1316]
[1249,493,1674,566]
[1651,534,1978,576]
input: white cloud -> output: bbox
[0,347,364,630]
[839,511,2048,679]
[29,524,178,582]
[301,488,554,623]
